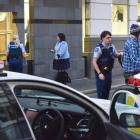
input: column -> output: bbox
[128,0,138,31]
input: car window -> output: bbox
[0,84,33,140]
[114,91,140,136]
[16,86,107,140]
[16,88,83,111]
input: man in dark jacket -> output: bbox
[122,24,140,83]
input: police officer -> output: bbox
[93,31,121,99]
[7,35,26,73]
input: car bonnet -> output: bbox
[90,98,110,115]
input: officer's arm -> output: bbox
[93,47,101,74]
[22,52,27,58]
[93,58,105,80]
[93,46,105,80]
[6,44,10,61]
[21,44,27,58]
[93,58,101,75]
[115,49,123,58]
[112,45,122,58]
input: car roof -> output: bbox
[1,71,53,82]
[1,71,84,94]
[0,71,80,94]
[90,98,110,114]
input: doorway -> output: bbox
[0,12,17,60]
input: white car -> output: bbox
[0,70,139,140]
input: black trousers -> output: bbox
[55,71,71,85]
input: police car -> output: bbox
[128,73,140,88]
[0,68,139,139]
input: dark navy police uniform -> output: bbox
[93,43,117,99]
[7,42,25,73]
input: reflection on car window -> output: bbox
[116,92,126,104]
[125,114,136,126]
[18,89,60,98]
[0,86,33,140]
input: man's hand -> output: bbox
[50,49,55,53]
[98,73,105,80]
[57,54,60,59]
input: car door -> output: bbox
[0,82,35,140]
[6,80,140,140]
[106,85,140,140]
[11,80,108,140]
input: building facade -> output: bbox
[0,0,139,80]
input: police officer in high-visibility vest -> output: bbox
[93,31,121,99]
[7,35,26,73]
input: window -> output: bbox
[15,85,105,140]
[112,0,128,35]
[112,5,128,35]
[137,1,140,24]
[24,0,30,54]
[0,12,17,60]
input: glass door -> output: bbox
[0,12,17,60]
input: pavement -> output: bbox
[67,74,125,97]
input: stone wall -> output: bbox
[32,0,85,80]
[0,0,85,80]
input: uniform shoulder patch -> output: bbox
[94,47,100,52]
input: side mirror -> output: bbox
[120,113,140,128]
[110,87,140,136]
